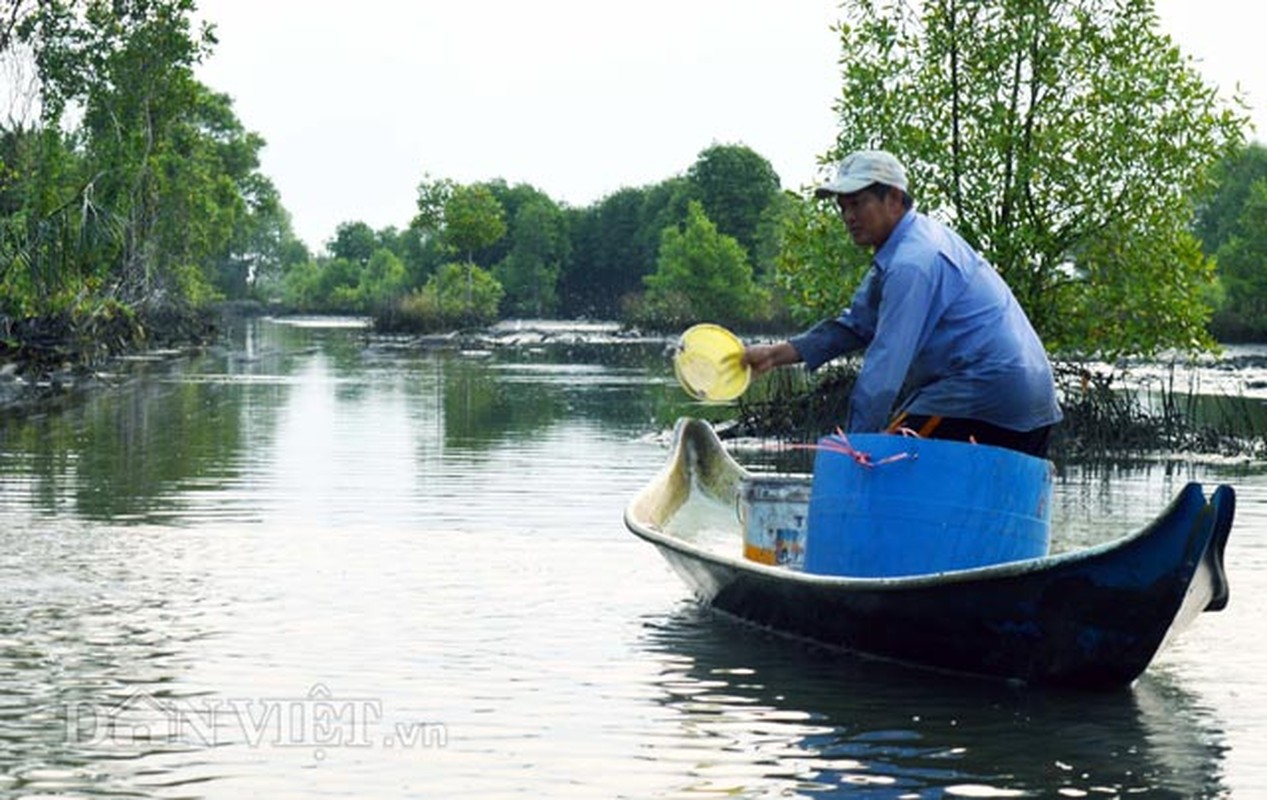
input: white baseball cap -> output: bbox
[814,150,909,197]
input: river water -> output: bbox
[0,316,1264,799]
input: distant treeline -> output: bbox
[276,143,791,334]
[280,138,1267,344]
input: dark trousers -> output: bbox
[887,413,1054,459]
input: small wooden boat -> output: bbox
[624,418,1236,689]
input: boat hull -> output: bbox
[625,418,1235,689]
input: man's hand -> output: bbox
[742,342,801,376]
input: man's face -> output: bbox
[835,187,905,249]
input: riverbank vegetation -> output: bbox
[1,0,303,378]
[729,360,1267,462]
[4,0,1267,448]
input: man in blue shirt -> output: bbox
[743,150,1062,457]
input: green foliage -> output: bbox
[1195,143,1267,255]
[1,0,304,324]
[751,191,796,283]
[395,262,504,331]
[561,187,652,318]
[636,178,695,273]
[233,183,308,302]
[280,215,485,316]
[469,180,558,268]
[556,144,785,322]
[278,248,379,313]
[280,258,323,310]
[772,193,871,325]
[640,200,769,329]
[71,0,216,301]
[1210,178,1267,339]
[807,0,1247,359]
[686,142,781,268]
[443,184,506,261]
[316,257,361,306]
[0,127,114,316]
[362,247,410,308]
[494,196,569,317]
[328,221,378,265]
[1195,143,1267,340]
[1060,223,1216,354]
[413,174,456,234]
[404,178,511,314]
[558,180,693,319]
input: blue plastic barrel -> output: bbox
[803,433,1053,577]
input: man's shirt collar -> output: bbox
[873,209,918,270]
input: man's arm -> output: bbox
[744,266,879,377]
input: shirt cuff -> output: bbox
[789,320,865,371]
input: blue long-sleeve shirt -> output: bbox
[789,209,1063,434]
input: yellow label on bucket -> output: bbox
[744,543,778,565]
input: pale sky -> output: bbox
[191,0,1266,252]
